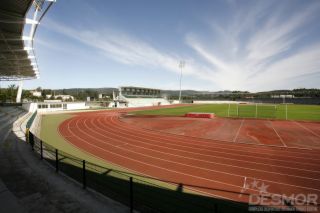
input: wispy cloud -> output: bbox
[44,19,213,87]
[186,1,320,91]
[43,0,320,91]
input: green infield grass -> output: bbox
[133,104,320,121]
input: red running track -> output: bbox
[58,109,320,209]
[121,115,320,149]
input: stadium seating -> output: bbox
[120,95,170,107]
[0,107,26,131]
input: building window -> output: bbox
[50,104,62,108]
[38,104,48,109]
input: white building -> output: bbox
[54,94,74,101]
[31,91,42,97]
[22,102,88,112]
[98,93,110,99]
[46,94,52,99]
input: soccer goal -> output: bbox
[228,103,277,119]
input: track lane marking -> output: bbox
[103,116,320,171]
[61,115,319,204]
[104,116,320,173]
[61,117,242,203]
[109,116,320,165]
[89,116,320,181]
[117,115,318,156]
[268,121,287,147]
[81,116,320,192]
[72,117,248,194]
[233,119,244,142]
[293,121,320,139]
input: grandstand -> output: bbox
[0,0,54,102]
[112,86,171,107]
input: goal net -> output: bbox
[236,103,277,119]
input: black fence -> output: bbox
[27,131,257,213]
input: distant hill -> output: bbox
[54,87,118,95]
[53,88,237,97]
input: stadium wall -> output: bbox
[29,112,42,139]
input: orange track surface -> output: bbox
[58,107,320,210]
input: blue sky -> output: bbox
[9,0,320,91]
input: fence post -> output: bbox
[130,177,133,213]
[40,140,43,160]
[55,149,59,172]
[214,203,218,213]
[237,104,239,117]
[25,128,29,143]
[227,104,230,117]
[29,132,34,151]
[255,104,258,118]
[82,160,86,189]
[285,104,288,120]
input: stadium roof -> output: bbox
[0,0,54,81]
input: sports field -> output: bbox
[40,112,216,212]
[38,105,320,212]
[133,104,320,121]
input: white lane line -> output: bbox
[90,117,320,181]
[243,176,247,188]
[64,117,239,202]
[66,115,320,203]
[116,114,317,153]
[294,121,320,138]
[109,116,320,165]
[231,120,244,143]
[73,117,244,190]
[60,113,320,204]
[269,121,287,147]
[85,116,320,191]
[105,116,320,173]
[116,143,128,147]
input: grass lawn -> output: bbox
[40,113,113,167]
[133,104,320,121]
[40,113,175,181]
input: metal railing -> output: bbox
[27,131,250,213]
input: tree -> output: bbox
[41,89,52,99]
[22,90,32,100]
[7,84,17,102]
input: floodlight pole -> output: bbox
[178,61,185,104]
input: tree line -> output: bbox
[1,85,319,103]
